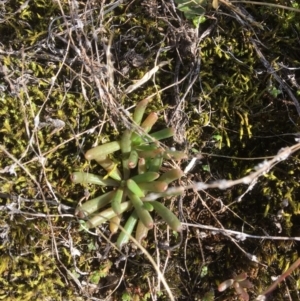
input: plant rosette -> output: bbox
[72,99,187,249]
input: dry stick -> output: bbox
[219,0,264,28]
[104,252,128,300]
[190,191,262,263]
[146,276,156,301]
[257,257,300,299]
[145,142,300,201]
[143,144,300,263]
[231,1,300,13]
[125,60,171,94]
[199,152,274,160]
[154,226,162,294]
[106,32,115,89]
[81,222,175,301]
[0,145,61,260]
[250,38,300,117]
[32,17,72,211]
[182,222,300,242]
[46,0,100,289]
[207,190,255,229]
[218,1,300,117]
[18,122,103,167]
[169,22,215,130]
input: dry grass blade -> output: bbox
[230,1,300,13]
[2,0,300,299]
[125,60,171,94]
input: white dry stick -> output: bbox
[125,60,171,94]
[106,33,114,89]
[140,142,300,202]
[184,157,198,174]
[182,222,300,241]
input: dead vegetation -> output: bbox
[1,0,300,300]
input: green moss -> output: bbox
[1,0,300,299]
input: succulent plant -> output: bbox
[218,272,253,301]
[71,99,187,249]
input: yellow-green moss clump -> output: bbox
[1,0,300,300]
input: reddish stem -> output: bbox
[260,257,300,297]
